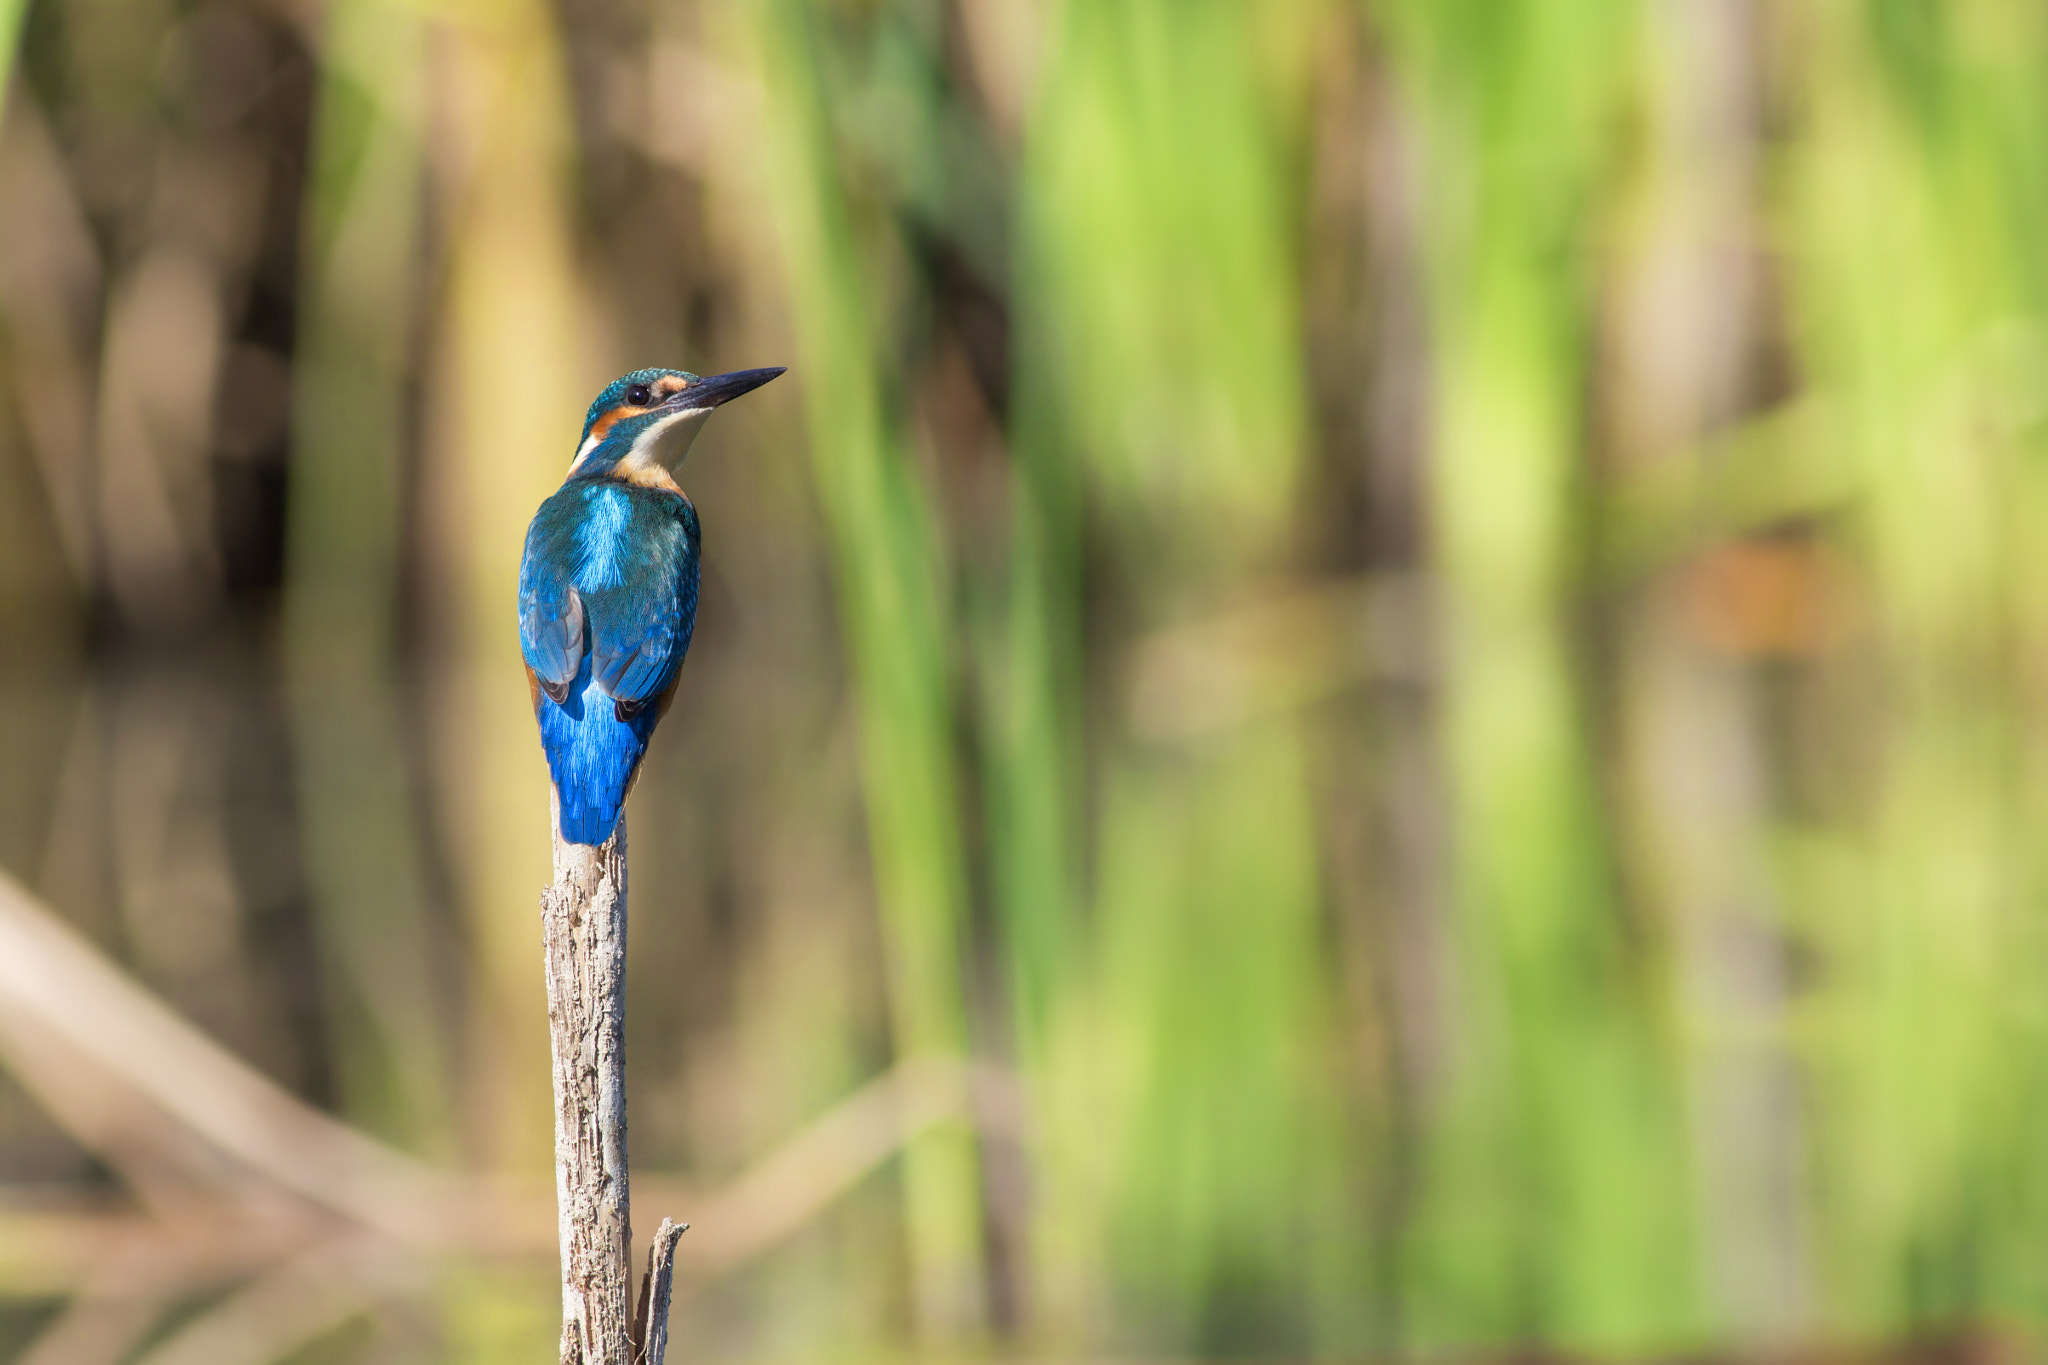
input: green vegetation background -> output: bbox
[1,0,2046,1359]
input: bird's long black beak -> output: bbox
[670,367,786,410]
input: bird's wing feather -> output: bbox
[594,630,670,703]
[587,495,699,707]
[520,583,585,703]
[518,507,587,701]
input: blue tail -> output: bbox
[536,664,659,845]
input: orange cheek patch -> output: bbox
[588,405,651,443]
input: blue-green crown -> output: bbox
[582,368,698,438]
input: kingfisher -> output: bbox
[519,365,785,846]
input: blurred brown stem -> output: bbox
[543,809,685,1365]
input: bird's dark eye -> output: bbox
[626,384,653,406]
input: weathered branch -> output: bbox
[543,810,635,1364]
[543,806,696,1365]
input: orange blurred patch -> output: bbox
[1680,537,1850,658]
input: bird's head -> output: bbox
[568,365,785,485]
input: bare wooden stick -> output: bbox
[543,810,635,1365]
[632,1218,688,1365]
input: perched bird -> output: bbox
[519,365,785,845]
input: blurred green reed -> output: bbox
[750,0,987,1338]
[1789,2,2048,1332]
[0,1,23,127]
[1386,0,1698,1347]
[1017,0,1350,1351]
[433,0,594,1182]
[760,0,2048,1352]
[286,0,451,1153]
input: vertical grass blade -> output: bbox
[0,0,25,121]
[284,0,450,1152]
[1785,0,2048,1331]
[747,0,987,1336]
[1017,0,1345,1348]
[1385,0,1700,1347]
[428,0,591,1176]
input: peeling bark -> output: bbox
[542,812,636,1364]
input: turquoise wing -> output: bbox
[518,487,588,702]
[584,493,700,718]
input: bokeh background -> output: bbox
[2,0,2046,1361]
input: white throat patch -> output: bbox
[624,405,714,474]
[568,405,715,477]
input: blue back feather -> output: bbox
[519,478,701,845]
